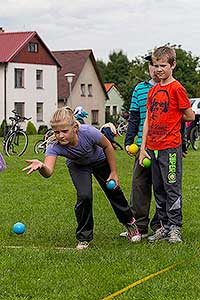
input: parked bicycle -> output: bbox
[186,114,200,150]
[3,110,31,157]
[34,107,87,154]
[34,129,53,154]
[100,122,123,150]
[116,112,129,136]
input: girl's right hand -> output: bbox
[22,159,44,175]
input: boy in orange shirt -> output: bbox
[139,46,194,243]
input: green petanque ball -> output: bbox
[143,157,151,168]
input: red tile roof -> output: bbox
[0,31,35,62]
[53,50,108,99]
[104,83,115,92]
[0,31,61,66]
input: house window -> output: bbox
[15,68,24,88]
[14,102,25,117]
[91,110,99,125]
[113,106,117,115]
[36,70,43,89]
[105,106,110,121]
[37,103,43,122]
[28,42,38,53]
[80,84,86,96]
[88,84,93,96]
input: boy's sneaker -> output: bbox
[147,226,169,242]
[126,218,141,242]
[168,226,182,243]
[76,241,89,250]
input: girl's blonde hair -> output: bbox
[47,106,80,144]
[50,106,80,129]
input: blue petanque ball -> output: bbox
[13,222,26,235]
[106,179,116,190]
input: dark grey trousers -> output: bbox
[148,146,183,229]
[68,160,133,242]
[130,152,160,234]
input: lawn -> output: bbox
[0,135,199,300]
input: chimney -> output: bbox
[0,27,5,32]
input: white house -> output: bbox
[0,30,61,129]
[53,50,108,126]
[104,83,124,120]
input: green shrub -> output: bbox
[106,114,120,126]
[0,120,8,137]
[26,121,37,135]
[38,125,48,135]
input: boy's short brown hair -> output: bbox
[152,46,176,66]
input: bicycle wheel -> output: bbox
[190,126,199,150]
[112,141,123,150]
[5,130,28,157]
[34,139,46,154]
[117,122,127,136]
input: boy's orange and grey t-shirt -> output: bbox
[146,80,191,150]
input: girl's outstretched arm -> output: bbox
[22,156,57,178]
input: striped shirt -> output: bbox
[130,80,154,146]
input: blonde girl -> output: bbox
[23,107,140,249]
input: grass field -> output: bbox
[0,135,199,300]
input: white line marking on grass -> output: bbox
[100,253,200,300]
[1,245,76,251]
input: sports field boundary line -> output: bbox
[0,245,76,251]
[100,252,200,300]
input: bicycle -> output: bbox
[116,120,128,136]
[116,112,129,136]
[100,123,123,150]
[3,110,31,157]
[34,129,53,154]
[34,108,88,154]
[186,115,200,150]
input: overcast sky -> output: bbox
[1,0,200,62]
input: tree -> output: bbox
[96,45,200,112]
[97,50,130,85]
[119,57,149,111]
[174,45,200,97]
[96,59,107,83]
[106,50,130,85]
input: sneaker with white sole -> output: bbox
[120,231,148,238]
[76,241,89,250]
[119,231,128,237]
[126,218,142,242]
[147,226,169,242]
[168,226,182,243]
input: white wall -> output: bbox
[105,86,124,115]
[0,62,58,129]
[0,65,6,122]
[70,58,106,126]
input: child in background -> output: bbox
[23,107,140,249]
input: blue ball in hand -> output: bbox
[13,222,26,235]
[106,179,117,190]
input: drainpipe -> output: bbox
[4,63,7,137]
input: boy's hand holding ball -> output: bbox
[142,157,151,168]
[127,143,139,156]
